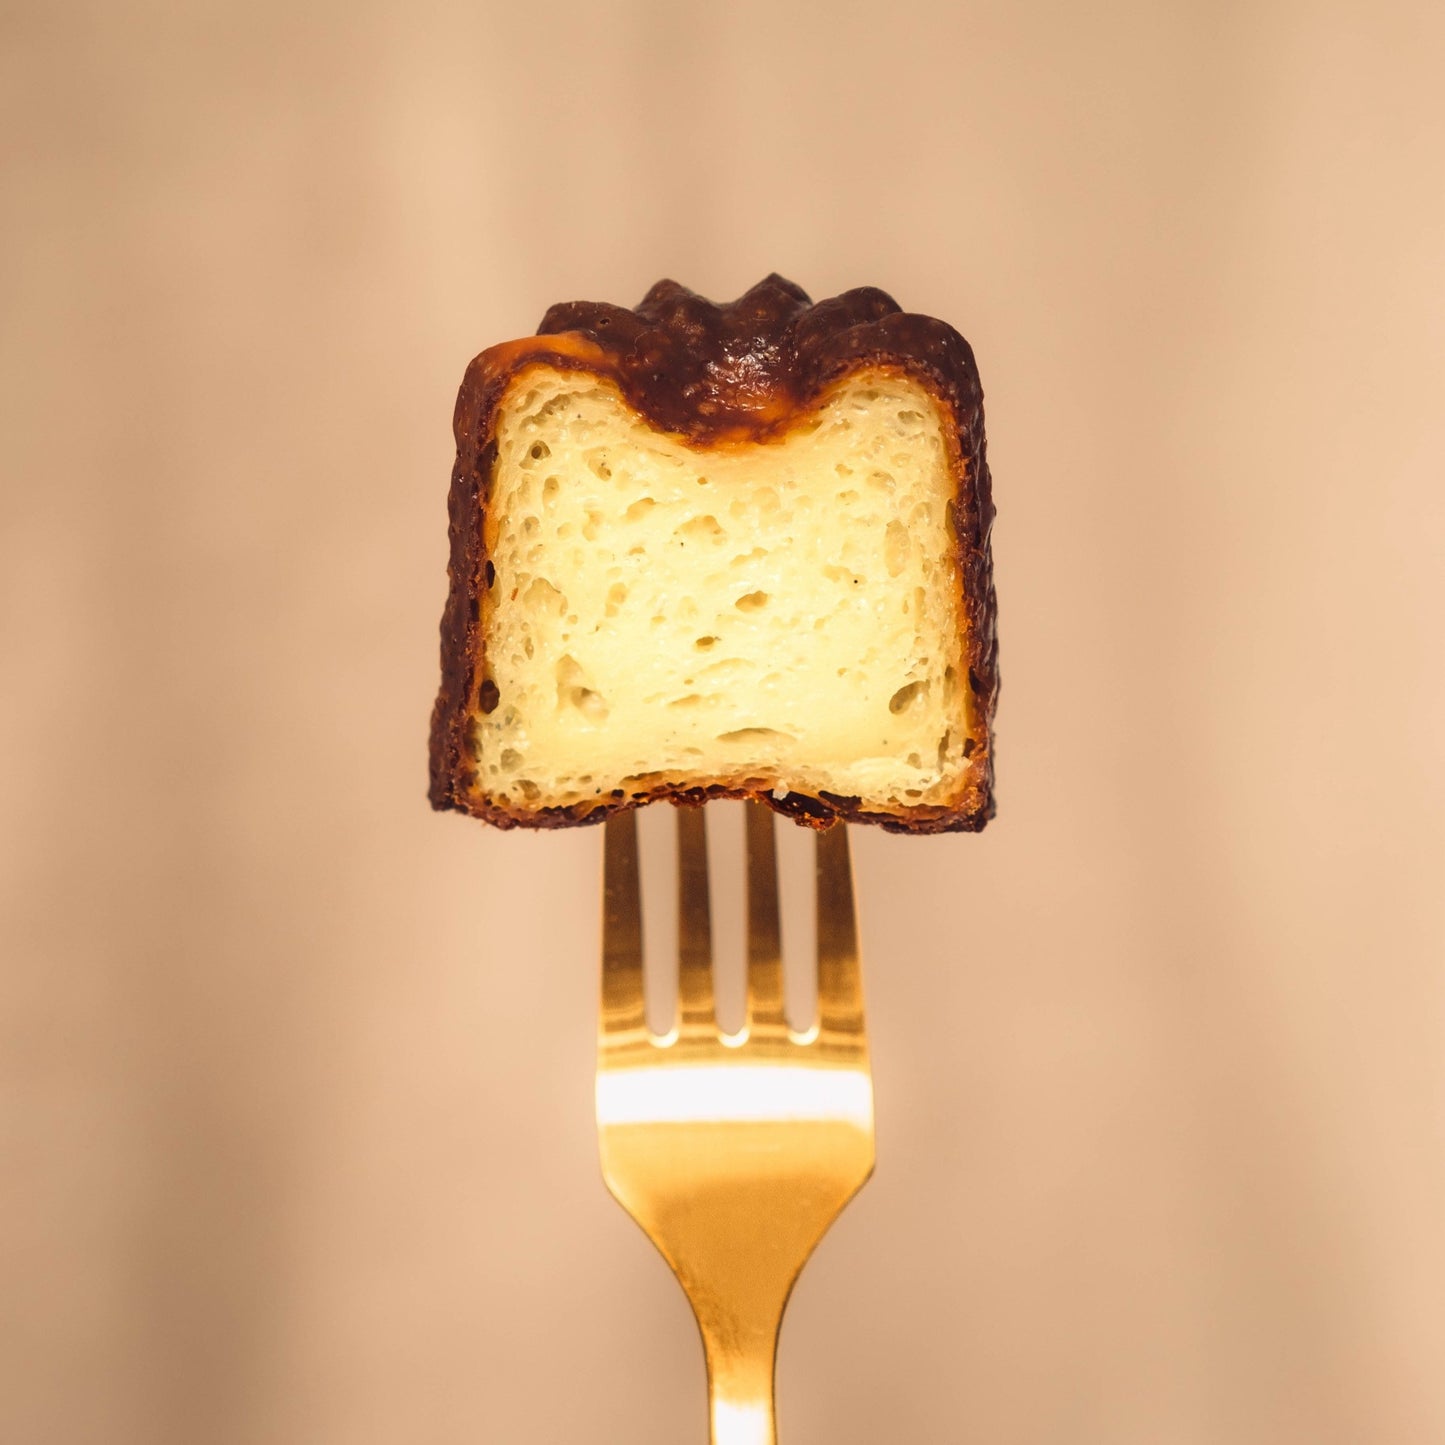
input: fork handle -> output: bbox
[698,1310,782,1445]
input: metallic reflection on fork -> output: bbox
[597,801,876,1445]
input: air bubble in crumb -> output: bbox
[677,514,723,541]
[885,520,909,577]
[890,681,926,714]
[575,689,609,724]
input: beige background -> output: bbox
[3,1,1444,1441]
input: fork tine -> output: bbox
[676,806,715,1031]
[744,801,786,1029]
[601,811,647,1039]
[816,823,865,1036]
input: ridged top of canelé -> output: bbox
[451,275,984,450]
[518,274,983,445]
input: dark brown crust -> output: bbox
[428,275,998,835]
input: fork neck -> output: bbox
[701,1320,780,1445]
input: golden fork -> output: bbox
[598,801,876,1445]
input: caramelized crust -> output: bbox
[429,275,998,833]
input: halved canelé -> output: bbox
[429,275,997,833]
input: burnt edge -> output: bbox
[427,274,998,835]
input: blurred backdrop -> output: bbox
[3,1,1444,1442]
